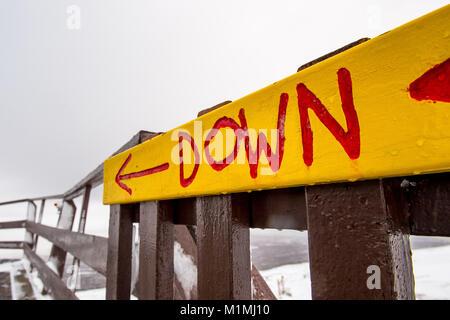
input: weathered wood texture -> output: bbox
[406,173,450,236]
[0,241,23,249]
[251,187,307,230]
[173,188,307,231]
[196,194,251,300]
[77,186,91,233]
[138,201,174,300]
[306,180,415,300]
[0,220,26,229]
[33,199,46,249]
[197,100,232,117]
[48,200,76,277]
[251,264,277,300]
[23,244,78,300]
[26,221,107,275]
[106,204,136,300]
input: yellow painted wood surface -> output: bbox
[104,5,450,204]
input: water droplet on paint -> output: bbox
[390,150,399,156]
[438,73,446,81]
[416,139,425,147]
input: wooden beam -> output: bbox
[407,173,450,236]
[24,201,36,248]
[306,180,415,300]
[23,243,78,300]
[106,204,135,300]
[251,264,277,300]
[0,220,26,229]
[0,241,23,249]
[138,201,174,300]
[48,200,76,277]
[196,194,251,300]
[26,221,107,276]
[251,187,307,230]
[297,38,369,72]
[33,199,45,250]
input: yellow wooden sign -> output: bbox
[104,5,450,204]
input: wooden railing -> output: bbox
[0,129,277,300]
[2,125,449,300]
[1,18,450,299]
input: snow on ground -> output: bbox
[2,243,450,300]
[260,262,311,300]
[412,244,450,300]
[261,244,450,300]
[75,288,138,300]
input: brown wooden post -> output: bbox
[48,200,76,277]
[306,179,415,300]
[33,199,45,249]
[68,185,92,291]
[196,194,251,300]
[106,204,136,300]
[138,201,174,300]
[24,201,37,248]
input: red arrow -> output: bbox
[409,58,450,103]
[115,153,169,195]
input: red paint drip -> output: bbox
[409,58,450,103]
[296,67,360,166]
[115,153,170,195]
[238,93,288,178]
[179,132,200,188]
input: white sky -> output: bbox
[0,0,448,203]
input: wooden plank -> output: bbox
[67,186,92,291]
[297,38,370,72]
[23,243,78,300]
[0,241,23,249]
[0,220,26,229]
[173,198,196,226]
[0,195,63,206]
[306,180,415,299]
[26,222,107,276]
[407,173,450,236]
[48,200,76,277]
[104,5,450,204]
[196,194,251,300]
[173,188,307,230]
[251,187,307,230]
[138,201,174,300]
[33,199,45,250]
[171,224,274,300]
[24,201,36,248]
[106,204,135,300]
[251,264,277,300]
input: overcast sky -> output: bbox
[0,0,448,203]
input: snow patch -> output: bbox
[174,241,197,299]
[261,244,450,300]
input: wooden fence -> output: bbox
[1,5,450,299]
